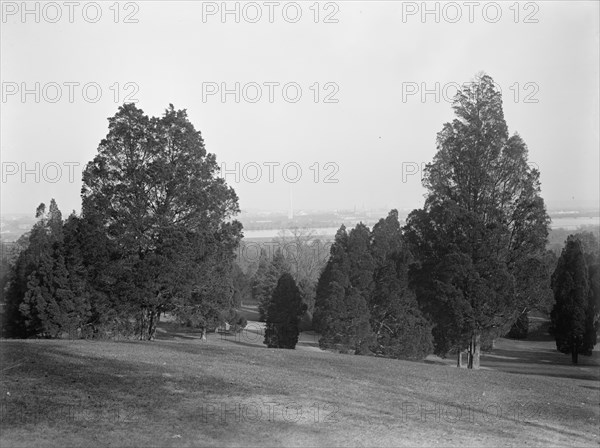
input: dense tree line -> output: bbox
[3,79,596,369]
[311,74,577,367]
[2,104,243,340]
[313,212,434,360]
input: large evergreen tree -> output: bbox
[550,234,599,363]
[404,73,550,368]
[81,104,242,340]
[264,273,306,349]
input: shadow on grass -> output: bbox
[0,341,250,430]
[482,339,600,382]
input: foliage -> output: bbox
[507,312,529,339]
[369,210,433,360]
[3,200,91,338]
[550,233,599,363]
[231,263,251,308]
[253,248,290,322]
[313,225,374,355]
[403,73,550,368]
[274,227,330,314]
[81,104,242,339]
[264,273,306,349]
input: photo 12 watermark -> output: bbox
[1,1,140,24]
[401,161,540,183]
[201,2,340,24]
[0,399,140,425]
[235,239,333,265]
[198,400,340,424]
[398,400,542,424]
[1,82,139,104]
[401,81,539,104]
[219,161,339,184]
[201,82,339,104]
[2,162,81,184]
[400,2,540,24]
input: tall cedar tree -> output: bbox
[550,234,599,363]
[404,74,550,368]
[264,273,306,349]
[81,104,242,340]
[7,200,91,338]
[313,225,374,354]
[369,210,433,360]
[312,226,349,334]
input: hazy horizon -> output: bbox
[2,1,599,216]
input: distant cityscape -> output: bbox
[1,207,599,243]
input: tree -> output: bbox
[313,225,374,354]
[6,200,91,338]
[2,232,33,338]
[312,226,349,334]
[264,273,306,349]
[253,248,290,322]
[404,73,550,369]
[369,210,433,360]
[0,238,24,300]
[231,263,251,308]
[507,249,556,339]
[550,234,599,363]
[81,104,242,340]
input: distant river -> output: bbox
[243,217,599,240]
[549,216,599,230]
[243,227,340,240]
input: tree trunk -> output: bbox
[147,309,159,341]
[139,309,146,340]
[139,308,160,341]
[467,331,481,369]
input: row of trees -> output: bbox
[2,75,597,368]
[308,73,597,367]
[312,212,434,359]
[3,104,243,340]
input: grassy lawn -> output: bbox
[1,320,599,447]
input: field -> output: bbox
[1,309,599,447]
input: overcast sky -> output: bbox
[1,1,598,216]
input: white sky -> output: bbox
[1,1,599,215]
